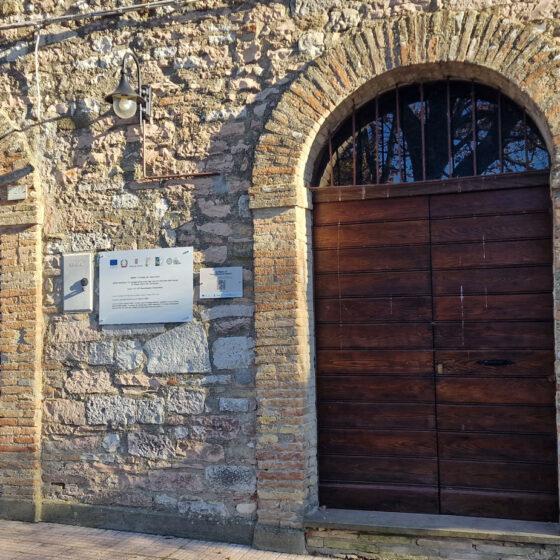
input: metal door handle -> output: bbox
[476,359,514,367]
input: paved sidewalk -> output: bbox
[0,520,318,560]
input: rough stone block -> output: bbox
[177,500,228,518]
[86,395,136,426]
[47,343,89,362]
[70,232,111,251]
[205,465,256,493]
[291,0,337,17]
[167,388,206,415]
[51,320,102,343]
[89,341,114,365]
[137,398,165,424]
[128,432,175,459]
[112,192,139,209]
[65,368,115,394]
[219,398,249,412]
[234,368,254,386]
[177,441,225,462]
[200,375,231,385]
[173,427,189,439]
[144,323,211,374]
[115,340,144,371]
[200,304,254,321]
[148,469,203,492]
[114,373,152,387]
[236,503,257,515]
[191,416,240,440]
[101,433,120,452]
[213,337,254,370]
[44,399,85,425]
[298,31,325,57]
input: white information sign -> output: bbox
[200,267,243,299]
[99,247,193,325]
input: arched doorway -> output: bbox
[312,80,557,521]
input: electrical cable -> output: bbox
[0,0,192,32]
[33,25,41,122]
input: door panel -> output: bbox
[431,214,551,243]
[431,186,557,521]
[432,239,552,269]
[314,182,557,521]
[316,296,432,323]
[316,350,433,375]
[433,350,553,377]
[437,404,556,433]
[440,489,557,522]
[434,294,552,321]
[320,483,439,514]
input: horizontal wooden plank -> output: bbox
[316,271,431,298]
[317,323,433,349]
[313,196,429,225]
[439,460,558,493]
[432,239,552,269]
[316,296,432,323]
[320,456,438,485]
[317,376,435,402]
[440,488,558,522]
[319,428,437,457]
[320,483,439,513]
[432,266,552,295]
[438,432,557,463]
[317,350,434,374]
[437,404,556,433]
[434,350,554,376]
[430,186,550,218]
[311,171,549,203]
[434,293,552,321]
[314,245,430,273]
[434,321,554,349]
[313,220,429,249]
[436,379,555,406]
[318,402,436,429]
[431,213,551,244]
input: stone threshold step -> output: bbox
[304,509,560,545]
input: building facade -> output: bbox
[1,1,560,558]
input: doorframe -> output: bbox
[250,10,560,553]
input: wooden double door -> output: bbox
[313,175,558,521]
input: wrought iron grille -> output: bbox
[313,80,550,188]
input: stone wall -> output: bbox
[306,527,560,560]
[0,0,559,553]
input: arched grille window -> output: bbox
[313,81,550,187]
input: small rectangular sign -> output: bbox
[63,252,93,313]
[99,247,193,325]
[200,267,243,299]
[7,184,27,201]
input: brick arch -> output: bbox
[250,10,560,553]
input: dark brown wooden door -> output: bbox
[314,179,558,521]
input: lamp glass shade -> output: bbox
[113,96,138,119]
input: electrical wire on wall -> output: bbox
[33,25,41,122]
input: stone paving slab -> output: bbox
[0,521,317,560]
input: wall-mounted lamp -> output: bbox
[105,50,152,128]
[104,48,217,183]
